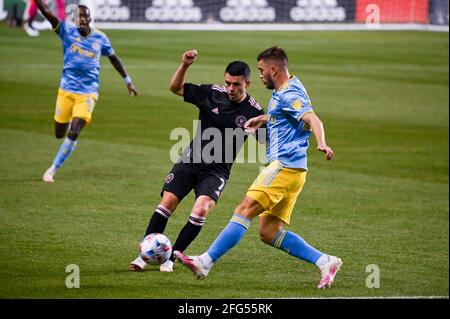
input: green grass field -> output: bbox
[0,24,448,299]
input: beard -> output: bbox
[265,79,275,90]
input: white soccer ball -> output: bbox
[139,233,172,265]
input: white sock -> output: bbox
[199,252,213,268]
[135,256,145,263]
[162,259,173,267]
[315,254,330,267]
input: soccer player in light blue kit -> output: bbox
[33,0,138,183]
[175,47,342,289]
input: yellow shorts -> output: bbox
[54,88,98,123]
[246,160,307,224]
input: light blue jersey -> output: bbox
[266,76,314,170]
[56,21,114,95]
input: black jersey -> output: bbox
[180,83,265,177]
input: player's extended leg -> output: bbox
[174,196,264,279]
[160,195,215,272]
[23,0,39,37]
[259,215,342,289]
[259,214,326,264]
[129,191,179,272]
[43,117,86,183]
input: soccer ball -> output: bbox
[139,233,172,265]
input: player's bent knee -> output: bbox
[67,130,81,141]
[160,192,179,212]
[235,197,264,218]
[192,206,210,218]
[54,123,69,139]
[55,131,66,139]
[259,230,275,245]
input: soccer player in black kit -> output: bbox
[130,50,265,272]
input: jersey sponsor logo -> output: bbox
[165,173,175,184]
[235,115,247,128]
[70,44,97,59]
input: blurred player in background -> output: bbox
[130,50,265,273]
[23,0,66,37]
[32,0,138,183]
[175,46,342,289]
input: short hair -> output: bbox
[257,46,288,66]
[78,5,90,13]
[225,61,251,79]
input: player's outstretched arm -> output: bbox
[34,0,59,29]
[302,112,335,161]
[244,115,268,144]
[170,49,197,96]
[108,54,138,96]
[244,115,268,134]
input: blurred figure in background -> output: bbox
[23,0,66,36]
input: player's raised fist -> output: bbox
[183,50,198,66]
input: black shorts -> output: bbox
[161,162,228,203]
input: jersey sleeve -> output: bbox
[101,35,115,57]
[55,21,71,41]
[281,90,314,122]
[183,83,211,108]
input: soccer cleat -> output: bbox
[159,259,174,272]
[23,22,39,37]
[42,166,56,183]
[173,250,211,279]
[317,256,342,289]
[129,256,147,272]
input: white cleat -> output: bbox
[159,259,174,272]
[129,256,147,272]
[317,256,342,289]
[173,250,211,279]
[23,22,40,37]
[42,166,56,183]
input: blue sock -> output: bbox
[52,137,77,169]
[207,214,251,262]
[272,230,323,264]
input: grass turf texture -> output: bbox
[0,25,448,298]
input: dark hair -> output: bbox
[78,5,90,13]
[225,61,251,79]
[257,46,288,66]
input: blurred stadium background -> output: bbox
[0,0,448,299]
[2,0,449,30]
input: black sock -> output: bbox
[145,205,172,236]
[170,214,205,261]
